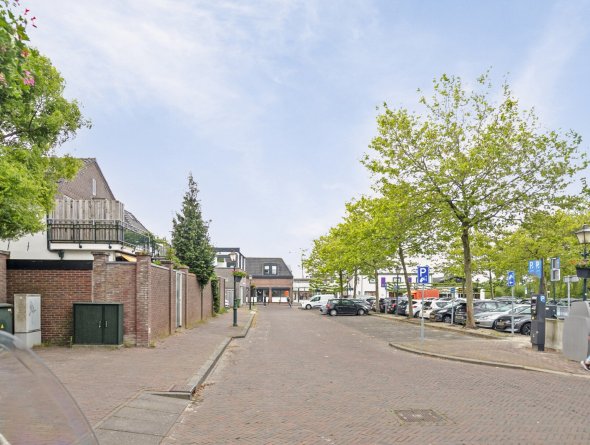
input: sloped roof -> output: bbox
[245,257,293,278]
[57,158,117,200]
[124,210,149,234]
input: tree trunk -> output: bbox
[339,269,344,297]
[539,258,546,296]
[353,269,358,297]
[488,269,494,299]
[461,226,475,328]
[399,246,413,318]
[374,269,380,311]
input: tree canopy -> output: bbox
[171,174,215,287]
[363,73,588,326]
[1,1,89,240]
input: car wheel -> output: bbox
[305,304,312,310]
[329,309,337,316]
[357,308,365,316]
[491,321,497,330]
[520,322,531,336]
[443,314,451,324]
[414,311,420,318]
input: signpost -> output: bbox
[564,275,580,311]
[550,257,561,304]
[507,271,515,335]
[417,266,429,341]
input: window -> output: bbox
[263,263,278,275]
[92,178,97,197]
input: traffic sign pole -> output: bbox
[508,271,515,335]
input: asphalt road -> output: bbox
[163,306,590,444]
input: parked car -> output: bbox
[352,299,372,314]
[413,300,436,318]
[396,298,410,316]
[363,297,376,311]
[475,304,528,329]
[454,300,508,325]
[380,297,396,313]
[421,300,450,319]
[300,294,334,310]
[494,306,533,334]
[430,299,466,323]
[326,299,369,316]
[319,299,337,315]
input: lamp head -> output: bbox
[229,252,237,263]
[575,224,590,245]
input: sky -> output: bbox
[23,0,590,276]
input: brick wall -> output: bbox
[105,262,136,344]
[149,264,171,341]
[0,251,8,303]
[3,254,216,346]
[186,272,200,328]
[6,267,92,344]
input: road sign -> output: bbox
[550,257,561,282]
[564,275,580,283]
[380,277,386,288]
[417,266,429,284]
[528,260,542,277]
[507,271,515,287]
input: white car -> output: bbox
[420,299,450,319]
[299,294,334,310]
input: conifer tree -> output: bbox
[172,174,215,287]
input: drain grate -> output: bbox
[394,409,446,423]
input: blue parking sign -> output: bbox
[417,266,429,284]
[528,260,542,277]
[507,271,515,287]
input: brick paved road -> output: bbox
[164,306,590,444]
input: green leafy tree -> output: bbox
[1,1,89,240]
[364,73,588,327]
[171,174,215,288]
[494,210,588,299]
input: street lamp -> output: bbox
[575,224,590,301]
[229,251,238,326]
[248,275,253,310]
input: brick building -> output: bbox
[0,158,216,346]
[214,249,293,305]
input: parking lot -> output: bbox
[163,305,590,444]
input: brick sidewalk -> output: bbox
[375,313,590,377]
[34,307,252,426]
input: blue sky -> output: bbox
[25,0,590,276]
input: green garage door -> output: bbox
[74,303,123,345]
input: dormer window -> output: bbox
[263,263,278,275]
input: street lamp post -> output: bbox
[229,251,238,326]
[248,275,253,310]
[575,224,590,301]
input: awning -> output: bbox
[118,253,137,262]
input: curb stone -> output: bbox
[93,311,256,444]
[389,342,590,379]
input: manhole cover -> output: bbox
[394,409,446,423]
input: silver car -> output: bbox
[475,304,528,328]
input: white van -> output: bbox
[300,294,335,310]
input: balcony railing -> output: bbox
[47,219,151,251]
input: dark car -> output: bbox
[396,299,410,316]
[326,299,369,316]
[380,297,396,313]
[430,300,465,323]
[494,306,533,334]
[352,299,372,314]
[454,300,507,325]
